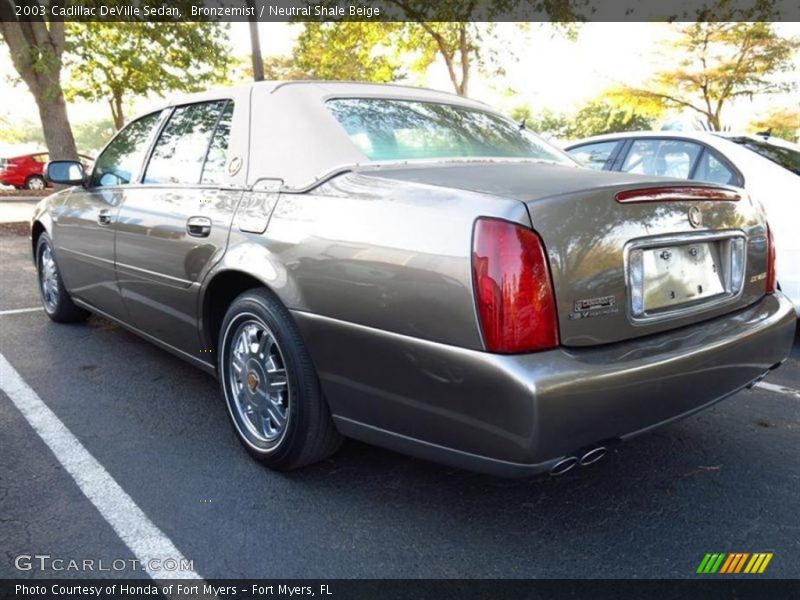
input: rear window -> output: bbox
[728,137,800,175]
[326,98,573,165]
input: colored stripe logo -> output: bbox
[696,552,773,574]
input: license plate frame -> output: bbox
[626,231,746,323]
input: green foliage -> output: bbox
[513,98,660,141]
[0,114,45,145]
[618,23,799,131]
[72,118,116,154]
[293,1,584,96]
[750,107,800,143]
[64,22,232,128]
[294,23,404,82]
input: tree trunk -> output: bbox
[457,24,469,97]
[246,0,264,82]
[37,90,77,158]
[0,20,78,161]
[110,90,125,130]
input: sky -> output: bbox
[1,21,798,155]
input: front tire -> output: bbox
[218,289,342,471]
[36,232,89,323]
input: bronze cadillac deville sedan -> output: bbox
[34,82,796,476]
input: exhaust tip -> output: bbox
[579,446,607,467]
[550,456,578,476]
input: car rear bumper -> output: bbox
[294,292,797,477]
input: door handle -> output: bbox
[97,209,112,226]
[187,216,212,237]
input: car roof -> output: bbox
[132,81,513,191]
[565,130,732,148]
[159,80,492,113]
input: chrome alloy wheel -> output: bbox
[39,245,59,312]
[227,317,290,444]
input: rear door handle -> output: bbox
[187,216,212,237]
[97,209,112,226]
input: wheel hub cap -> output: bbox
[39,246,59,312]
[228,320,290,444]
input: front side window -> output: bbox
[567,141,621,170]
[144,100,231,185]
[326,98,574,165]
[621,139,702,179]
[91,112,162,187]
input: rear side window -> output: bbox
[91,112,162,187]
[200,102,234,184]
[621,139,702,179]
[567,141,620,170]
[692,150,738,186]
[144,100,232,185]
[326,98,573,165]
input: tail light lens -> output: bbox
[766,225,776,294]
[471,218,559,353]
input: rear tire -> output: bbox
[25,175,46,190]
[218,289,342,471]
[35,232,89,323]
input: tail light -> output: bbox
[766,225,777,294]
[471,218,559,353]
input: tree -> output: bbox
[750,107,800,143]
[0,2,78,161]
[297,2,581,96]
[511,97,659,141]
[619,22,799,131]
[72,118,116,154]
[293,23,404,82]
[384,1,581,97]
[64,23,232,130]
[0,114,45,146]
[567,99,658,139]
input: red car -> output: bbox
[0,152,93,190]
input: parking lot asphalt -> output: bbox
[1,228,799,580]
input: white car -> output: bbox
[566,131,800,315]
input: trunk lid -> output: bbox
[366,162,770,347]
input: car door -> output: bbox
[54,112,164,319]
[114,98,244,355]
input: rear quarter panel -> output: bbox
[218,172,531,350]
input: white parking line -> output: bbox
[754,381,800,400]
[0,307,43,315]
[0,352,203,580]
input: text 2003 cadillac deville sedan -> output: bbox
[36,82,796,476]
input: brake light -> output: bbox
[471,218,559,353]
[615,186,741,203]
[766,225,777,294]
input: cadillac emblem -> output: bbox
[688,206,703,228]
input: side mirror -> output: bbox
[44,160,86,186]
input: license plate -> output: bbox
[641,241,725,312]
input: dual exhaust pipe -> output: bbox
[550,445,608,476]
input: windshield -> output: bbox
[327,98,574,166]
[727,136,800,176]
